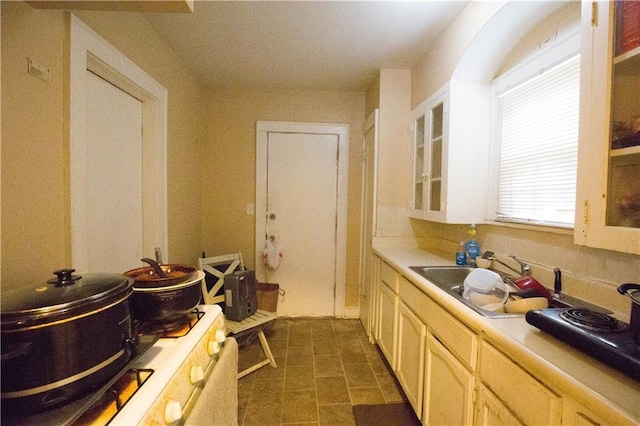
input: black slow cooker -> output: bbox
[1,269,136,413]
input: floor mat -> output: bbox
[352,402,420,426]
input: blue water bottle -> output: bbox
[455,241,467,266]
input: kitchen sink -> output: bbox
[408,266,605,318]
[409,266,521,318]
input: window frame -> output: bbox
[487,31,581,229]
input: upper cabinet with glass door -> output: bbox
[411,89,445,221]
[410,81,490,224]
[575,0,640,254]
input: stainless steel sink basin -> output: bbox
[409,266,475,290]
[408,266,604,318]
[409,266,521,318]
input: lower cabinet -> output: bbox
[424,333,475,426]
[476,383,524,425]
[561,398,636,426]
[478,342,562,425]
[397,274,478,425]
[396,302,426,418]
[562,400,605,426]
[373,256,635,426]
[378,278,397,368]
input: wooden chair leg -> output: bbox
[236,328,277,379]
[257,330,277,368]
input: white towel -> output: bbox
[185,338,238,425]
[262,235,283,270]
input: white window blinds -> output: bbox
[496,54,580,227]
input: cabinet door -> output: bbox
[475,384,523,426]
[410,90,447,221]
[396,302,426,418]
[562,400,604,426]
[575,0,640,254]
[424,333,474,426]
[425,99,445,221]
[368,256,381,344]
[411,111,427,216]
[378,282,397,369]
[561,398,637,426]
[479,342,561,425]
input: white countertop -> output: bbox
[373,241,640,423]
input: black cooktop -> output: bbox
[526,308,640,382]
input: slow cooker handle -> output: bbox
[124,338,138,359]
[47,269,82,286]
[0,341,33,361]
[617,283,640,297]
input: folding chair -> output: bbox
[198,253,278,379]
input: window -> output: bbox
[491,36,580,227]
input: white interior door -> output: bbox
[70,15,168,274]
[256,122,349,317]
[85,71,143,272]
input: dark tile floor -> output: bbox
[237,317,407,426]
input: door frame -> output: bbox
[256,121,349,316]
[69,15,168,271]
[359,109,379,339]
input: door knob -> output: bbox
[269,213,276,220]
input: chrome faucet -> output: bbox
[509,255,531,276]
[482,251,530,277]
[491,257,521,276]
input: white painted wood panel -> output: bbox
[85,71,143,272]
[265,131,338,316]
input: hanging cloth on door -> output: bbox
[262,234,283,270]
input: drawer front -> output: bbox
[399,276,477,370]
[426,302,477,370]
[399,276,431,323]
[480,342,561,425]
[380,261,398,292]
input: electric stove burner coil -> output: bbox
[560,308,627,332]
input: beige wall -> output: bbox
[375,69,413,238]
[1,2,206,289]
[411,1,505,108]
[2,2,69,289]
[364,73,380,119]
[203,88,365,308]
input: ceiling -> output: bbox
[143,1,470,91]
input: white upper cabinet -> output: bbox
[410,81,490,223]
[575,0,640,255]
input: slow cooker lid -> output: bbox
[1,269,133,321]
